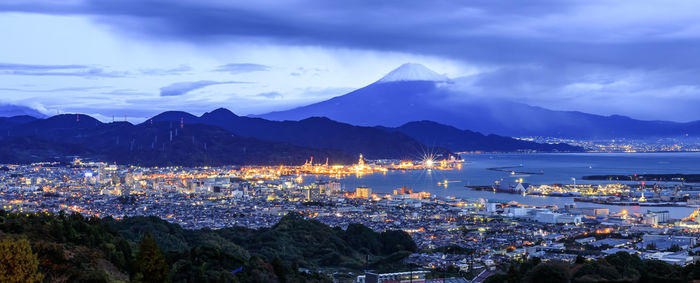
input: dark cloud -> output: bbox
[160,80,241,96]
[4,0,699,69]
[4,0,700,120]
[214,63,270,74]
[255,92,283,99]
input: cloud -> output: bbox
[0,86,109,92]
[0,62,193,78]
[139,64,192,75]
[255,92,283,99]
[214,63,270,74]
[0,62,87,71]
[159,80,241,96]
[5,0,700,69]
[289,67,328,77]
[0,103,47,118]
[0,62,127,78]
[444,65,700,121]
[4,1,700,121]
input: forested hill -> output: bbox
[0,210,416,282]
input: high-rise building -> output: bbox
[355,186,372,199]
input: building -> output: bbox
[644,252,695,265]
[496,182,530,193]
[505,206,532,217]
[355,186,372,199]
[646,210,670,223]
[642,234,697,250]
[642,213,658,225]
[355,271,428,283]
[394,186,413,195]
[570,207,609,216]
[534,212,582,224]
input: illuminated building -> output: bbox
[355,186,372,199]
[394,186,413,195]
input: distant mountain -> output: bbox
[383,121,582,152]
[0,108,583,165]
[0,115,39,132]
[148,108,455,160]
[258,63,700,138]
[0,104,46,118]
[376,62,449,83]
[148,108,579,154]
[0,114,352,166]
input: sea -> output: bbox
[312,152,700,219]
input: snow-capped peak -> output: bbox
[377,63,449,83]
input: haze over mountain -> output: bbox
[0,104,46,118]
[260,64,700,139]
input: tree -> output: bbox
[379,230,418,254]
[0,236,43,283]
[133,232,170,283]
[483,273,510,283]
[669,244,681,252]
[271,256,289,283]
[646,242,657,250]
[524,261,570,283]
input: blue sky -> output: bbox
[2,0,700,122]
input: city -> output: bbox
[4,1,700,282]
[4,154,700,281]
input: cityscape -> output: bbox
[3,1,700,283]
[4,153,700,282]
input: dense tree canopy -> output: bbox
[133,232,169,283]
[0,210,416,282]
[0,236,43,283]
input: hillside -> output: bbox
[150,108,455,160]
[0,210,417,282]
[108,212,417,272]
[0,114,352,166]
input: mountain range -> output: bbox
[260,63,700,138]
[381,121,580,152]
[0,109,579,165]
[0,114,352,166]
[147,108,451,160]
[146,108,579,154]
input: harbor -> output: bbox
[327,152,700,218]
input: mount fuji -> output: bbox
[259,63,700,138]
[376,63,449,83]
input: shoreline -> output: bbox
[465,186,690,207]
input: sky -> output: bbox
[2,0,700,122]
